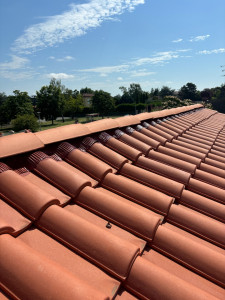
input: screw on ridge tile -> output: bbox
[106,222,112,229]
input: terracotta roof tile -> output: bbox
[82,135,129,170]
[75,186,162,243]
[125,256,220,300]
[136,125,168,144]
[0,200,31,235]
[0,166,59,220]
[136,156,191,184]
[35,123,91,144]
[188,178,225,204]
[0,132,44,159]
[64,204,146,252]
[152,224,225,287]
[27,152,92,197]
[119,163,184,198]
[56,142,113,182]
[125,127,161,149]
[86,118,119,133]
[98,133,142,162]
[167,204,225,248]
[113,115,141,127]
[37,204,140,280]
[143,250,225,300]
[147,149,197,174]
[180,189,225,223]
[1,105,225,300]
[114,129,152,155]
[101,173,174,215]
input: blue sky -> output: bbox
[0,0,225,96]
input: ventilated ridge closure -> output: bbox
[98,132,112,144]
[114,129,125,139]
[14,167,30,176]
[78,145,87,152]
[136,125,143,132]
[125,127,135,134]
[28,151,51,169]
[150,121,157,126]
[56,142,76,159]
[81,137,98,150]
[142,122,150,128]
[50,154,62,162]
[0,163,11,174]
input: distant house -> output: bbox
[82,93,94,107]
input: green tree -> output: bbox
[119,86,132,104]
[4,90,34,123]
[159,86,175,98]
[36,78,64,124]
[119,83,149,105]
[92,90,115,117]
[150,88,160,100]
[211,84,225,113]
[0,92,8,126]
[11,114,39,132]
[178,82,200,101]
[162,96,192,109]
[80,87,94,94]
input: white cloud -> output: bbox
[13,0,145,53]
[172,38,183,43]
[130,70,155,77]
[47,73,74,79]
[49,55,74,62]
[189,34,210,42]
[198,48,225,55]
[132,51,179,66]
[0,70,38,80]
[79,64,129,74]
[0,55,29,70]
[117,77,123,80]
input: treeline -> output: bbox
[0,79,224,132]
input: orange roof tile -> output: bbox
[1,105,225,300]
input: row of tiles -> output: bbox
[0,104,204,160]
[1,107,225,299]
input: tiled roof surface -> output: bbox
[0,104,225,300]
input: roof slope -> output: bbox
[0,104,225,300]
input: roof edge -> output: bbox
[0,105,204,159]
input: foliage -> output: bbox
[11,114,39,132]
[80,87,94,94]
[178,82,200,101]
[0,92,8,125]
[36,78,63,124]
[92,90,115,116]
[159,86,175,98]
[3,90,34,123]
[115,103,136,114]
[211,84,225,113]
[162,96,192,109]
[119,83,149,104]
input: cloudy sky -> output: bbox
[0,0,224,96]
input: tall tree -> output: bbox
[119,83,149,104]
[159,86,175,98]
[36,78,63,124]
[211,84,225,113]
[178,82,200,101]
[80,87,94,94]
[3,90,34,123]
[0,92,8,126]
[92,90,114,117]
